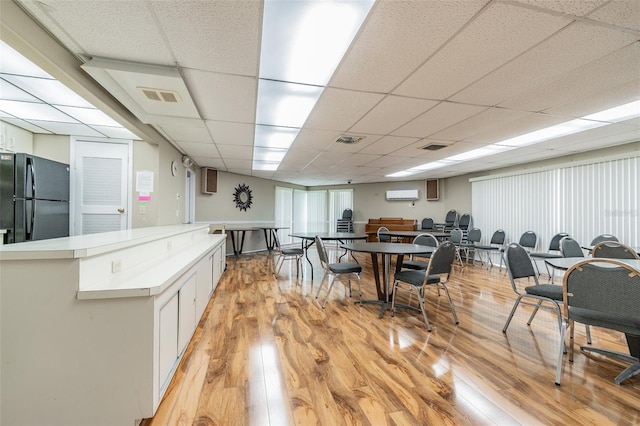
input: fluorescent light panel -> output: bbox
[253,0,375,171]
[387,100,640,178]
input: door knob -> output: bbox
[117,208,125,213]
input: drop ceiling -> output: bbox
[1,0,639,187]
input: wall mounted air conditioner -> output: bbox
[386,189,419,201]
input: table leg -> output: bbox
[230,231,239,256]
[239,230,246,255]
[627,334,640,358]
[303,239,314,279]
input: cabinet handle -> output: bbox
[117,208,125,213]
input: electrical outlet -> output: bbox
[111,260,121,273]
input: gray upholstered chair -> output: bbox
[314,236,362,308]
[555,258,640,385]
[275,246,304,278]
[560,237,584,258]
[376,226,391,242]
[474,229,506,269]
[457,213,472,237]
[592,241,640,260]
[459,227,481,265]
[448,228,465,268]
[402,233,439,271]
[590,233,618,245]
[502,243,591,343]
[391,241,458,331]
[530,232,569,279]
[420,217,435,231]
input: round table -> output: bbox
[340,242,436,317]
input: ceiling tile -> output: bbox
[206,121,254,146]
[431,107,533,142]
[350,96,439,135]
[176,141,219,159]
[393,102,487,138]
[192,157,226,169]
[451,22,638,106]
[0,118,52,134]
[587,0,640,31]
[183,68,256,123]
[304,88,384,131]
[216,144,253,159]
[330,0,487,92]
[151,0,261,75]
[156,123,212,144]
[394,2,571,99]
[508,0,608,16]
[27,120,103,137]
[358,135,420,155]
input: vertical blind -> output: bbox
[471,155,639,250]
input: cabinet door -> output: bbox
[213,246,223,290]
[195,253,213,319]
[158,293,179,392]
[178,273,197,354]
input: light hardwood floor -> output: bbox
[143,246,640,425]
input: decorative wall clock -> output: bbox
[233,183,253,211]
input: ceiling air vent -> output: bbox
[336,135,364,144]
[138,87,181,103]
[421,143,447,151]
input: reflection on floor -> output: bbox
[143,247,640,425]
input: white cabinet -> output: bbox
[178,272,197,354]
[196,252,213,319]
[158,292,179,392]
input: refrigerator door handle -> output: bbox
[28,156,36,199]
[26,198,35,240]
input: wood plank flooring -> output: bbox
[143,247,640,425]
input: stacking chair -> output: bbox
[530,232,569,279]
[502,243,591,342]
[420,217,435,231]
[592,241,640,260]
[376,226,391,242]
[590,234,618,245]
[457,213,472,238]
[314,236,362,308]
[441,209,458,231]
[560,237,585,258]
[402,233,439,271]
[474,229,506,269]
[448,228,465,268]
[391,241,458,331]
[336,208,354,232]
[275,246,304,279]
[555,259,640,385]
[459,227,481,265]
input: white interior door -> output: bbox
[72,138,131,235]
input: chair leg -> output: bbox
[322,277,337,309]
[440,283,459,325]
[585,325,591,345]
[615,362,640,385]
[555,319,568,385]
[390,281,398,316]
[527,299,543,325]
[502,295,523,332]
[315,274,329,300]
[417,289,432,332]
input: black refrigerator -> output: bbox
[0,153,70,244]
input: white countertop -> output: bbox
[0,224,211,260]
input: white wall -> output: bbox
[0,122,33,154]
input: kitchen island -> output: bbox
[0,224,226,426]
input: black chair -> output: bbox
[275,246,304,279]
[314,236,362,308]
[448,228,465,268]
[530,232,569,279]
[391,241,458,331]
[336,208,354,232]
[376,226,391,242]
[457,213,472,237]
[435,209,457,231]
[420,217,435,231]
[560,237,584,258]
[590,233,618,245]
[502,243,591,343]
[402,233,439,271]
[592,241,640,260]
[555,259,640,385]
[459,227,481,265]
[474,229,506,269]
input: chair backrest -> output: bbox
[490,229,506,246]
[590,234,618,245]
[563,259,640,325]
[592,241,640,260]
[458,213,471,230]
[421,217,434,230]
[449,228,463,244]
[341,208,353,220]
[548,232,569,252]
[504,243,538,283]
[377,226,391,242]
[315,235,330,269]
[413,233,439,248]
[444,209,457,225]
[466,228,482,243]
[425,241,456,278]
[518,231,537,250]
[560,237,584,257]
